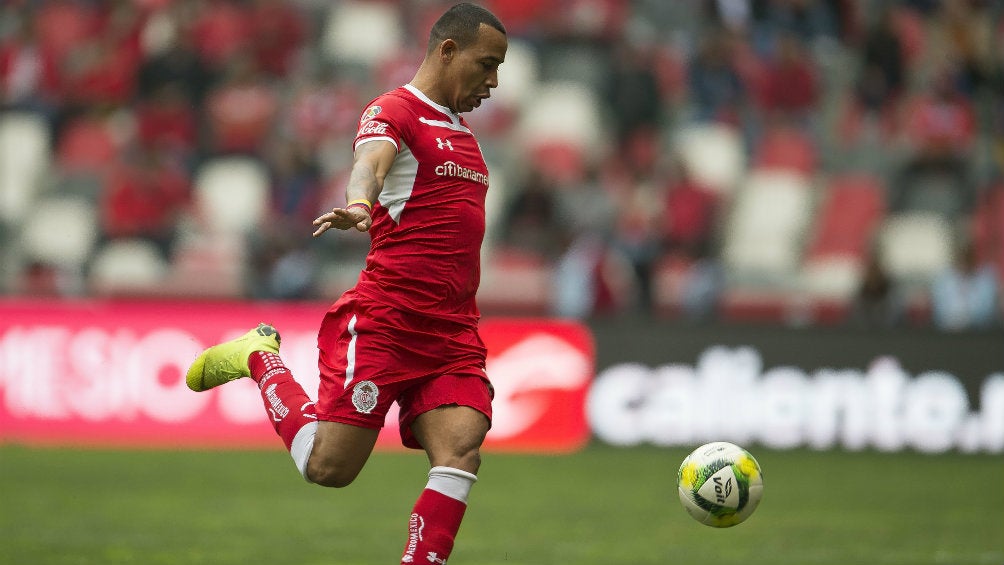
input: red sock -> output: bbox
[248,351,316,450]
[400,467,477,564]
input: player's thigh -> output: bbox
[307,421,380,487]
[410,405,490,474]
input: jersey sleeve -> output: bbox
[353,94,409,152]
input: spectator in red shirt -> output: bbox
[890,71,977,220]
[287,72,362,149]
[60,35,141,107]
[186,0,252,71]
[33,0,100,73]
[56,110,118,174]
[205,56,278,155]
[760,33,818,124]
[248,0,307,77]
[662,159,718,259]
[0,10,61,110]
[904,72,976,157]
[58,1,143,108]
[101,146,191,255]
[135,82,199,162]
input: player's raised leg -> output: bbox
[185,323,319,478]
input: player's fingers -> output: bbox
[313,211,337,225]
[312,221,331,237]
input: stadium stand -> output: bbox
[0,0,999,328]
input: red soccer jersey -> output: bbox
[351,85,490,325]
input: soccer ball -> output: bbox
[677,441,764,528]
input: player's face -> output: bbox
[447,24,507,113]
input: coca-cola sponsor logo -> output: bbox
[358,120,389,137]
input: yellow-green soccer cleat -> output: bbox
[186,323,281,392]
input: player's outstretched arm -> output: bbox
[312,140,397,236]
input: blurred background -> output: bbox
[1,0,1003,331]
[1,5,1002,562]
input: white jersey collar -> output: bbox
[403,84,462,126]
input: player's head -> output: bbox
[425,3,507,113]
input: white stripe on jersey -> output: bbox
[418,116,472,134]
[344,315,358,388]
[378,141,418,224]
[403,84,466,129]
[355,136,398,151]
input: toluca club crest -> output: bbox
[351,380,379,414]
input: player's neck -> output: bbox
[410,66,456,114]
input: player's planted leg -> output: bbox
[400,406,489,564]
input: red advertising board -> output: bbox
[0,300,593,452]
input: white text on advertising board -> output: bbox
[588,345,1004,453]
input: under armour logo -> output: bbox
[436,138,453,151]
[426,552,446,564]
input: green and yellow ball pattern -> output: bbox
[677,442,764,528]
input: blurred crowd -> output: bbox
[1,0,1002,330]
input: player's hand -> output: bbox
[312,206,372,236]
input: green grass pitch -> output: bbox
[1,444,1001,564]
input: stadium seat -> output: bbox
[800,256,865,301]
[192,157,269,234]
[88,239,169,295]
[877,212,954,285]
[0,112,50,224]
[491,38,540,108]
[322,1,403,67]
[513,82,604,183]
[166,232,247,297]
[972,184,1004,283]
[477,247,550,315]
[800,174,886,301]
[515,81,603,161]
[721,171,813,285]
[805,174,886,260]
[21,197,99,268]
[753,124,817,176]
[56,116,117,173]
[673,123,745,197]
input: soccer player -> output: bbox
[184,4,507,563]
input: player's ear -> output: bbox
[439,39,457,63]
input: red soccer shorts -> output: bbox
[315,292,493,449]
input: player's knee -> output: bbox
[433,444,482,475]
[460,447,482,474]
[305,458,359,488]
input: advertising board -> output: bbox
[0,301,593,452]
[588,322,1004,453]
[3,301,1000,453]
